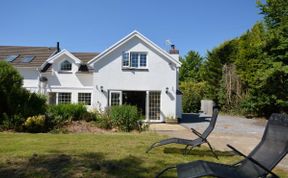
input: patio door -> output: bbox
[149,91,161,121]
[109,91,122,106]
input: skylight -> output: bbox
[5,55,19,62]
[22,55,35,63]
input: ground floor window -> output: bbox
[149,91,161,120]
[78,93,91,105]
[58,92,71,104]
[48,92,56,105]
[110,91,122,106]
[108,90,161,120]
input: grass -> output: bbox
[0,132,287,178]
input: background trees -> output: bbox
[180,0,288,116]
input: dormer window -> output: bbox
[122,52,147,69]
[60,60,72,71]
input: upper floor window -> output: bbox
[60,60,72,71]
[122,52,147,69]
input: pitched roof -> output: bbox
[40,50,98,72]
[0,46,99,70]
[88,30,182,67]
[72,52,99,63]
[0,46,57,68]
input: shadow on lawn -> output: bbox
[163,147,236,157]
[0,152,152,178]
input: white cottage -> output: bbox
[0,31,182,122]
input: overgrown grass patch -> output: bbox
[0,132,286,177]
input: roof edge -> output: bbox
[87,30,181,66]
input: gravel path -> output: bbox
[149,114,288,171]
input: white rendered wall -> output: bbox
[17,68,39,92]
[42,54,94,109]
[93,36,178,121]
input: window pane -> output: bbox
[61,60,72,71]
[111,93,121,106]
[149,91,161,120]
[78,93,91,105]
[22,55,35,63]
[122,52,129,67]
[5,55,19,62]
[130,53,138,67]
[48,92,56,105]
[140,54,147,67]
[58,93,71,104]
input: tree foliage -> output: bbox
[180,0,288,116]
[0,61,47,129]
[180,81,208,113]
[0,61,23,116]
[179,51,203,82]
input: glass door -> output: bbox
[109,91,122,106]
[149,91,161,120]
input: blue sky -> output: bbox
[0,0,263,57]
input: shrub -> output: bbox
[0,113,24,131]
[47,103,89,128]
[0,61,23,117]
[24,115,46,133]
[108,105,142,132]
[180,81,208,113]
[94,111,113,130]
[0,61,47,130]
[20,91,47,118]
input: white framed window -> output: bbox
[122,52,147,69]
[58,93,71,104]
[78,93,91,105]
[60,60,72,71]
[109,91,122,106]
[122,52,129,67]
[130,52,139,68]
[140,53,147,67]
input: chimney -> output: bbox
[56,42,60,53]
[169,44,179,60]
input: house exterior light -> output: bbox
[166,87,169,94]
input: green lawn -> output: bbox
[0,132,286,178]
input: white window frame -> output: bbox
[122,52,130,68]
[109,91,122,106]
[78,93,91,105]
[122,51,147,69]
[60,60,72,71]
[57,92,71,104]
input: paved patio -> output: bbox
[149,114,288,170]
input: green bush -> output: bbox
[47,103,89,128]
[108,105,142,132]
[24,115,46,133]
[0,113,24,131]
[0,61,47,130]
[180,81,208,113]
[94,111,113,130]
[21,91,47,118]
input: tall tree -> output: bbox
[179,51,203,82]
[0,61,23,116]
[202,39,239,102]
[256,0,288,114]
